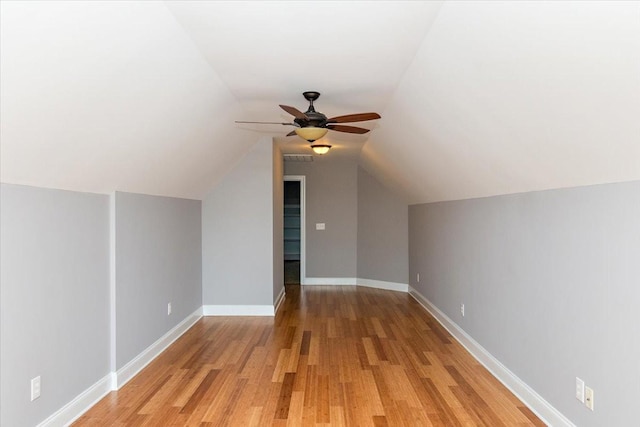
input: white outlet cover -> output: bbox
[585,386,594,410]
[575,377,585,403]
[315,223,325,230]
[168,302,172,315]
[461,304,465,317]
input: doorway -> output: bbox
[283,176,305,285]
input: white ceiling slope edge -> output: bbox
[1,1,639,203]
[0,1,255,199]
[362,0,640,204]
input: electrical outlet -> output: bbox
[167,302,172,315]
[31,376,41,401]
[575,377,585,403]
[585,386,594,410]
[461,303,465,317]
[417,273,420,283]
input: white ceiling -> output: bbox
[1,1,639,203]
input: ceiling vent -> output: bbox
[283,154,314,162]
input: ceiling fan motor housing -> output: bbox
[294,112,327,128]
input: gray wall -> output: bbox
[272,143,284,302]
[357,166,408,284]
[0,184,110,427]
[409,180,640,426]
[285,158,358,278]
[202,138,275,305]
[115,191,202,369]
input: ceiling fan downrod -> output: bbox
[302,91,321,113]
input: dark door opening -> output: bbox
[284,180,301,285]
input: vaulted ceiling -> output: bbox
[2,1,639,203]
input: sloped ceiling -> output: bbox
[1,1,639,203]
[362,0,640,203]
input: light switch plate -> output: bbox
[575,377,585,403]
[31,376,41,401]
[316,223,325,230]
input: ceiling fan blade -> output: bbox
[326,124,371,134]
[279,105,308,120]
[326,112,381,124]
[235,121,295,126]
[286,130,297,137]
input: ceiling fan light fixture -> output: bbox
[295,126,328,142]
[311,144,331,155]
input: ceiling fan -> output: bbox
[235,91,381,154]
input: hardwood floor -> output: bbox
[74,285,544,426]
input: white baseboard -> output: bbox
[37,373,113,427]
[357,278,408,292]
[303,277,409,292]
[274,287,286,314]
[115,307,202,389]
[304,277,357,285]
[203,305,275,316]
[408,287,574,427]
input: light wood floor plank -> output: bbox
[74,285,542,426]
